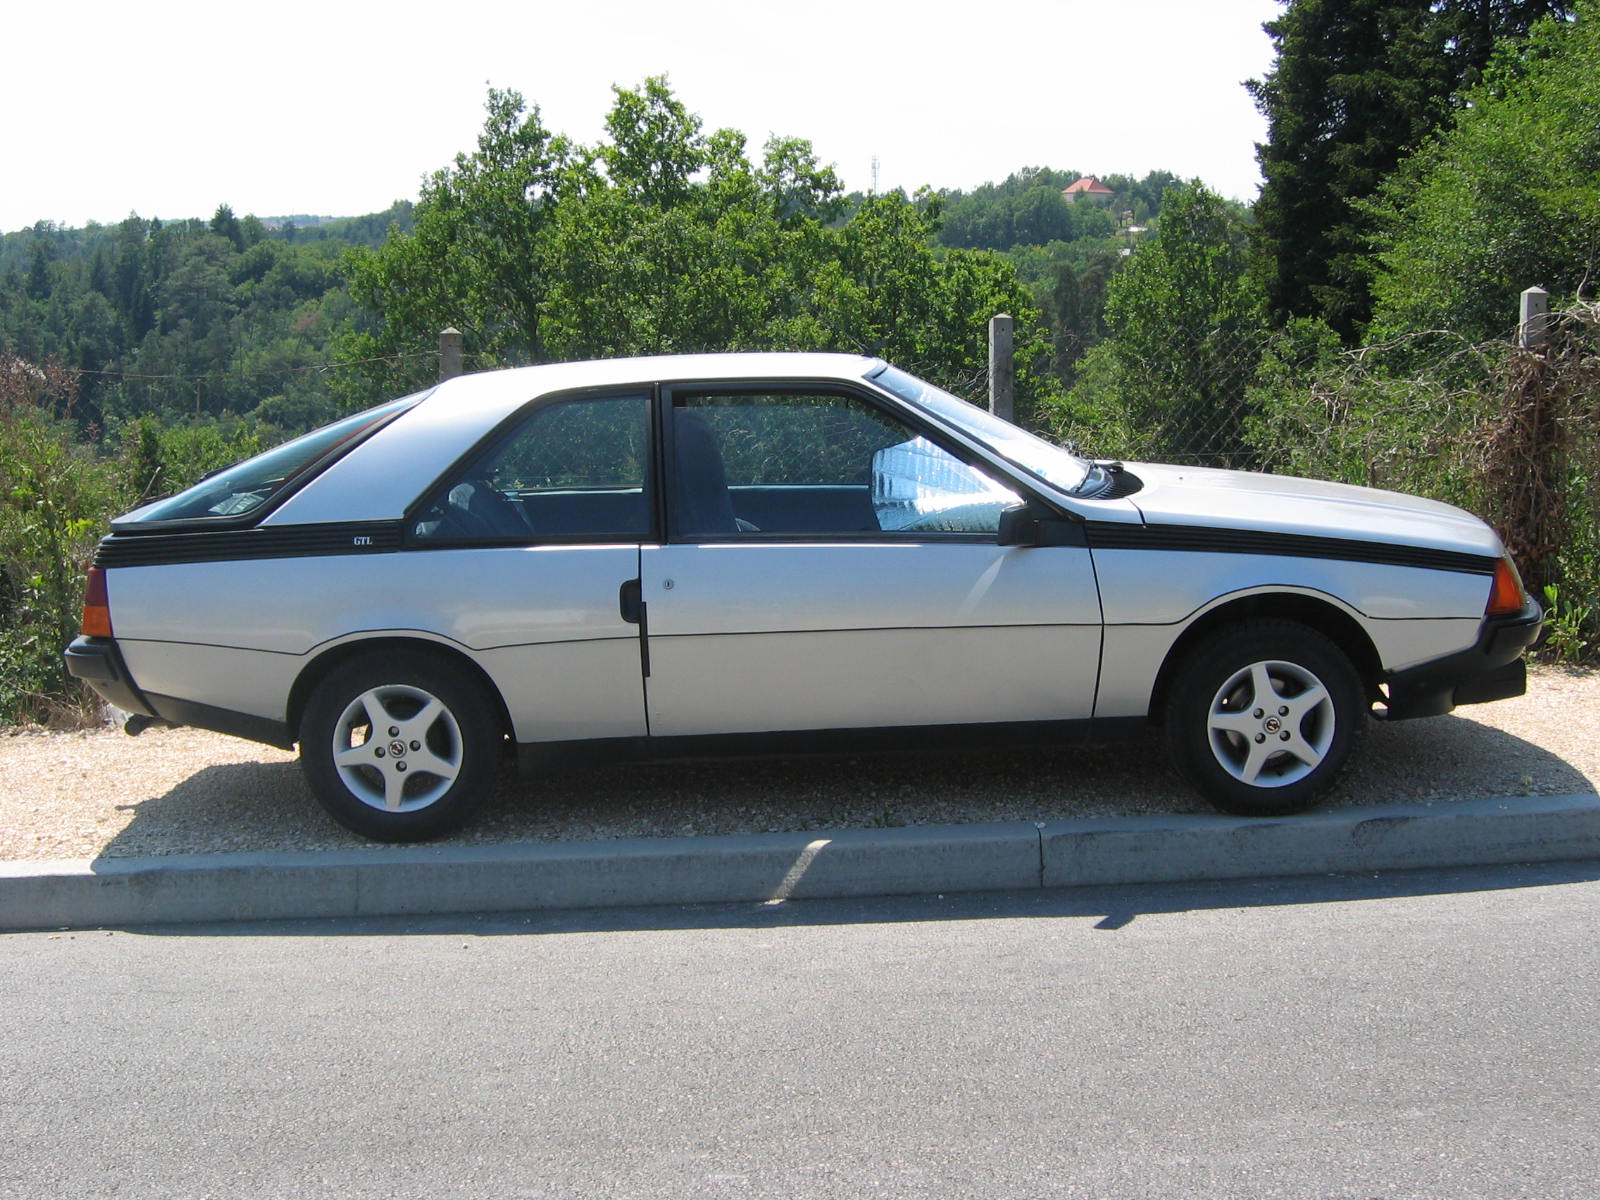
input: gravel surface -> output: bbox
[2,664,1595,863]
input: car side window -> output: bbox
[670,390,1019,538]
[413,393,650,543]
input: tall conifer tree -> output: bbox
[1249,0,1571,343]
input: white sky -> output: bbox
[3,0,1283,234]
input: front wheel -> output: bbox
[1164,621,1365,817]
[298,651,502,842]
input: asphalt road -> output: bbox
[4,864,1599,1199]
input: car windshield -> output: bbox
[867,364,1093,495]
[126,393,425,524]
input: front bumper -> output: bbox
[1382,598,1544,720]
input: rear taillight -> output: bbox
[81,567,112,637]
[1486,555,1527,617]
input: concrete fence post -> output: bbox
[988,313,1014,422]
[439,327,464,381]
[1519,286,1551,349]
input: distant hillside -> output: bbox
[261,214,342,228]
[0,201,416,431]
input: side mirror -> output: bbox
[997,503,1042,547]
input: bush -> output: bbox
[1243,324,1503,508]
[1242,307,1600,659]
[0,356,122,723]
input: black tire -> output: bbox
[298,650,502,842]
[1164,620,1365,817]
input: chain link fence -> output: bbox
[1048,302,1600,657]
[6,308,1598,728]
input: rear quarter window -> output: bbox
[116,394,424,528]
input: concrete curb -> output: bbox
[3,794,1598,931]
[1040,794,1600,886]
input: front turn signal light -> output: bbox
[80,567,112,637]
[1486,555,1527,617]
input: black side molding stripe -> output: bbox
[1085,522,1497,576]
[94,518,1499,577]
[94,522,405,568]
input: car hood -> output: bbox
[1122,462,1504,558]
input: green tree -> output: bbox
[1064,185,1264,464]
[1044,250,1119,381]
[1369,1,1600,341]
[539,125,841,359]
[1249,0,1571,342]
[1009,186,1074,246]
[600,76,706,207]
[338,87,580,399]
[209,204,245,252]
[25,238,54,301]
[339,80,1059,424]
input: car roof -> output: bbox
[420,351,882,419]
[267,353,885,526]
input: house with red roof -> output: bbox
[1061,176,1115,203]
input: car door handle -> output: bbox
[619,578,643,624]
[619,579,650,677]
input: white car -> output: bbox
[65,354,1542,840]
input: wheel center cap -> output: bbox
[389,740,407,758]
[1263,716,1282,734]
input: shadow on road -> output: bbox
[119,858,1600,940]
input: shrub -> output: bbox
[0,355,122,723]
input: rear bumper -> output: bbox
[63,636,294,749]
[63,636,159,718]
[1382,599,1544,720]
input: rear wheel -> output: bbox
[298,651,502,842]
[1164,621,1365,817]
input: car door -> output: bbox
[640,384,1103,738]
[407,390,652,743]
